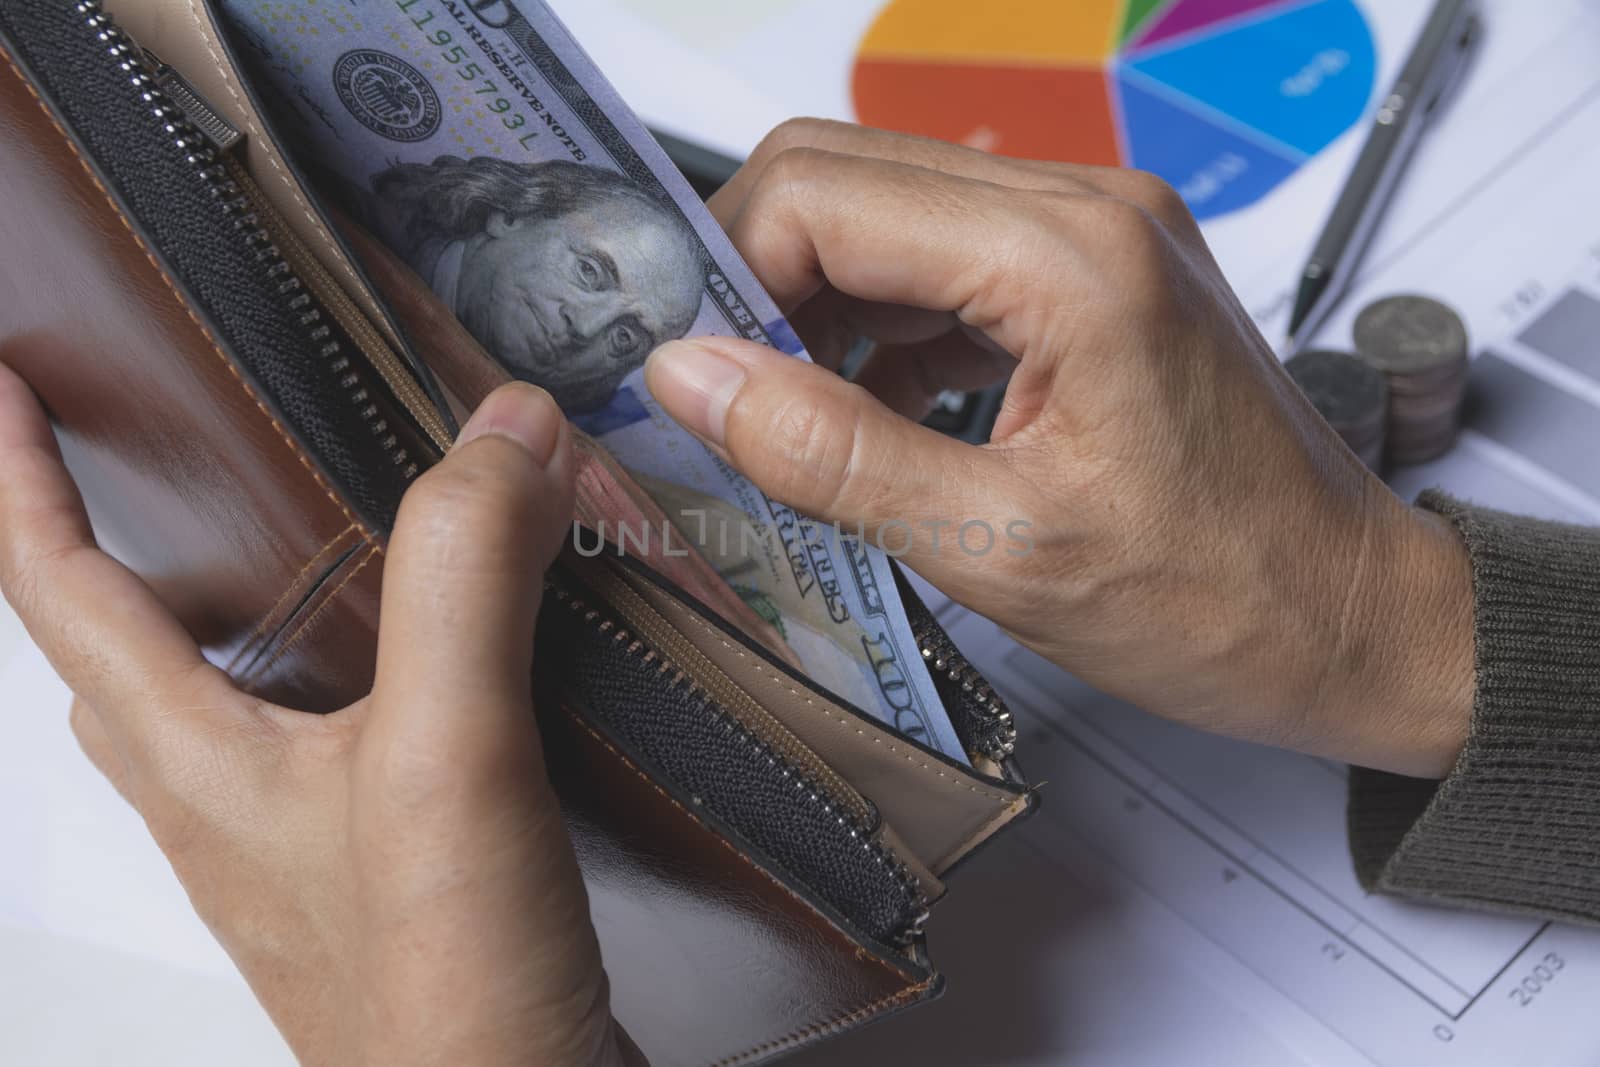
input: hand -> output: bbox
[0,372,641,1066]
[647,120,1474,779]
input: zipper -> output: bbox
[914,619,1018,765]
[84,4,453,465]
[222,154,455,453]
[591,561,875,828]
[547,568,932,945]
[142,45,454,453]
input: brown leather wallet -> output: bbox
[0,2,1036,1063]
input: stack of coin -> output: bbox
[1285,349,1389,470]
[1353,295,1471,466]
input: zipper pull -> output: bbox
[140,48,244,154]
[915,625,1019,764]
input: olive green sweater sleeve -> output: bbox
[1348,490,1600,925]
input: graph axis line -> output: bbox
[1120,0,1327,64]
[1115,63,1310,165]
[1452,924,1551,1019]
[1014,694,1471,1020]
[1001,658,1544,1022]
[1004,829,1376,1067]
[1049,685,1483,1004]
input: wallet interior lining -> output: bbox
[612,558,1032,875]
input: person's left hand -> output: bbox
[0,370,641,1066]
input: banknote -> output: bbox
[217,0,970,762]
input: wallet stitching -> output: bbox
[180,0,376,311]
[672,604,1015,804]
[711,978,936,1067]
[561,709,923,993]
[247,543,381,684]
[0,50,379,549]
[226,523,360,674]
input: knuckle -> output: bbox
[68,698,94,742]
[754,117,838,162]
[1117,170,1192,227]
[0,536,71,624]
[68,698,107,755]
[1089,193,1161,239]
[400,447,535,536]
[1082,195,1177,284]
[395,449,544,578]
[759,388,863,511]
[759,144,830,197]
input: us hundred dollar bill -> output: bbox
[217,0,970,762]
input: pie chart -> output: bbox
[852,0,1377,221]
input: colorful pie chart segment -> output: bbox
[852,0,1377,221]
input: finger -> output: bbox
[372,383,575,760]
[713,120,1202,249]
[786,287,960,369]
[852,327,1018,421]
[784,287,864,371]
[718,149,1090,358]
[710,118,1100,229]
[645,336,1019,594]
[0,363,237,769]
[70,696,135,807]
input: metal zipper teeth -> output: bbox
[594,564,874,827]
[79,0,421,482]
[222,156,455,454]
[550,579,932,945]
[915,625,1018,763]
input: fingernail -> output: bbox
[645,340,748,447]
[456,383,563,466]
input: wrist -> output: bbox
[1324,490,1475,778]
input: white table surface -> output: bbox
[0,605,292,1064]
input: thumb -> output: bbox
[645,337,1017,585]
[371,383,575,755]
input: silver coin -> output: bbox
[1353,296,1470,375]
[1285,349,1388,469]
[1285,349,1388,431]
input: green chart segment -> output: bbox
[853,0,1378,221]
[1121,0,1170,45]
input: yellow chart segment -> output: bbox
[857,0,1124,66]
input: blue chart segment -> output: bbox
[1115,0,1378,220]
[852,0,1380,222]
[1116,74,1301,220]
[1124,0,1377,158]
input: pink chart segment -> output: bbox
[1132,0,1301,50]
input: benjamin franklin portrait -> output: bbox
[370,156,705,413]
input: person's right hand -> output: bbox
[647,120,1475,779]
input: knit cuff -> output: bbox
[1348,491,1600,925]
